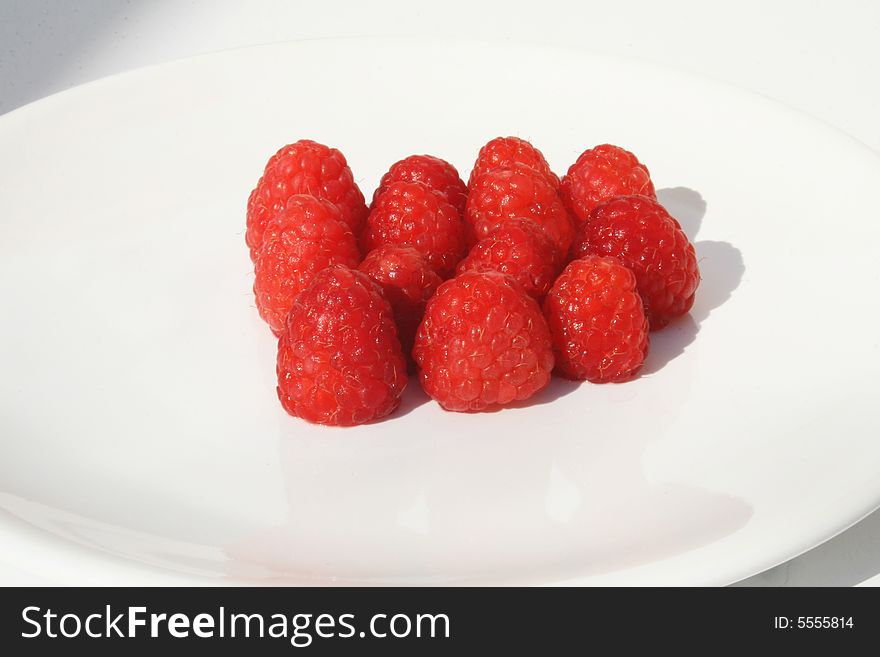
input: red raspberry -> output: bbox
[358,245,442,358]
[277,265,407,426]
[456,219,561,299]
[372,155,468,216]
[468,136,560,189]
[570,195,699,329]
[253,195,360,335]
[246,140,367,260]
[465,168,574,257]
[544,256,649,382]
[413,271,554,412]
[560,144,656,224]
[362,181,467,278]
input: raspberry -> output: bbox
[277,265,407,426]
[469,136,559,189]
[456,219,561,299]
[570,195,699,329]
[544,256,649,382]
[372,155,468,216]
[560,144,656,224]
[253,195,360,335]
[465,168,574,257]
[362,181,467,278]
[246,140,367,260]
[358,245,442,358]
[413,271,554,412]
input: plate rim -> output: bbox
[2,35,880,587]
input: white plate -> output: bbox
[1,38,879,586]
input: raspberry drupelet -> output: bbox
[372,155,468,216]
[246,139,367,260]
[456,218,562,300]
[359,245,443,359]
[253,195,360,335]
[362,180,467,279]
[469,136,560,189]
[544,256,649,382]
[569,195,699,329]
[465,168,574,258]
[413,270,554,412]
[276,265,408,426]
[560,144,656,225]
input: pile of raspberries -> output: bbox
[246,138,700,426]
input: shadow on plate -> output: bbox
[479,376,582,413]
[643,188,745,374]
[392,380,432,418]
[735,507,880,586]
[391,370,581,420]
[657,186,707,239]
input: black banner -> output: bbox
[0,587,875,653]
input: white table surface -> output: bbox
[1,0,878,587]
